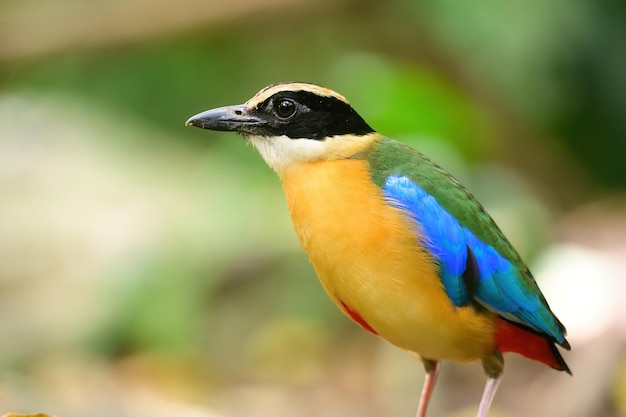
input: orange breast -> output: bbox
[279,158,497,362]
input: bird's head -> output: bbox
[186,82,378,174]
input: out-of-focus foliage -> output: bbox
[1,1,625,417]
[407,0,626,189]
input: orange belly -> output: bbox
[279,158,497,362]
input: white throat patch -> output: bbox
[247,133,380,175]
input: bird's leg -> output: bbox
[416,359,440,417]
[477,351,503,417]
[476,376,502,417]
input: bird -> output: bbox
[185,82,571,417]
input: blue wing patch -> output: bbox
[383,175,564,343]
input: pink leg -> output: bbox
[416,360,440,417]
[476,376,502,417]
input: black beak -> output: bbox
[185,104,266,134]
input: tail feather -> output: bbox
[496,317,571,375]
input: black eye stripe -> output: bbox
[252,90,374,140]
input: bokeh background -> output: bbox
[1,0,625,416]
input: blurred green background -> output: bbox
[1,0,625,416]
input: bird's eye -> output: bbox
[274,99,296,119]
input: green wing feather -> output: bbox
[365,137,568,346]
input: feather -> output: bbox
[368,138,568,346]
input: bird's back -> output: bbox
[366,138,568,344]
